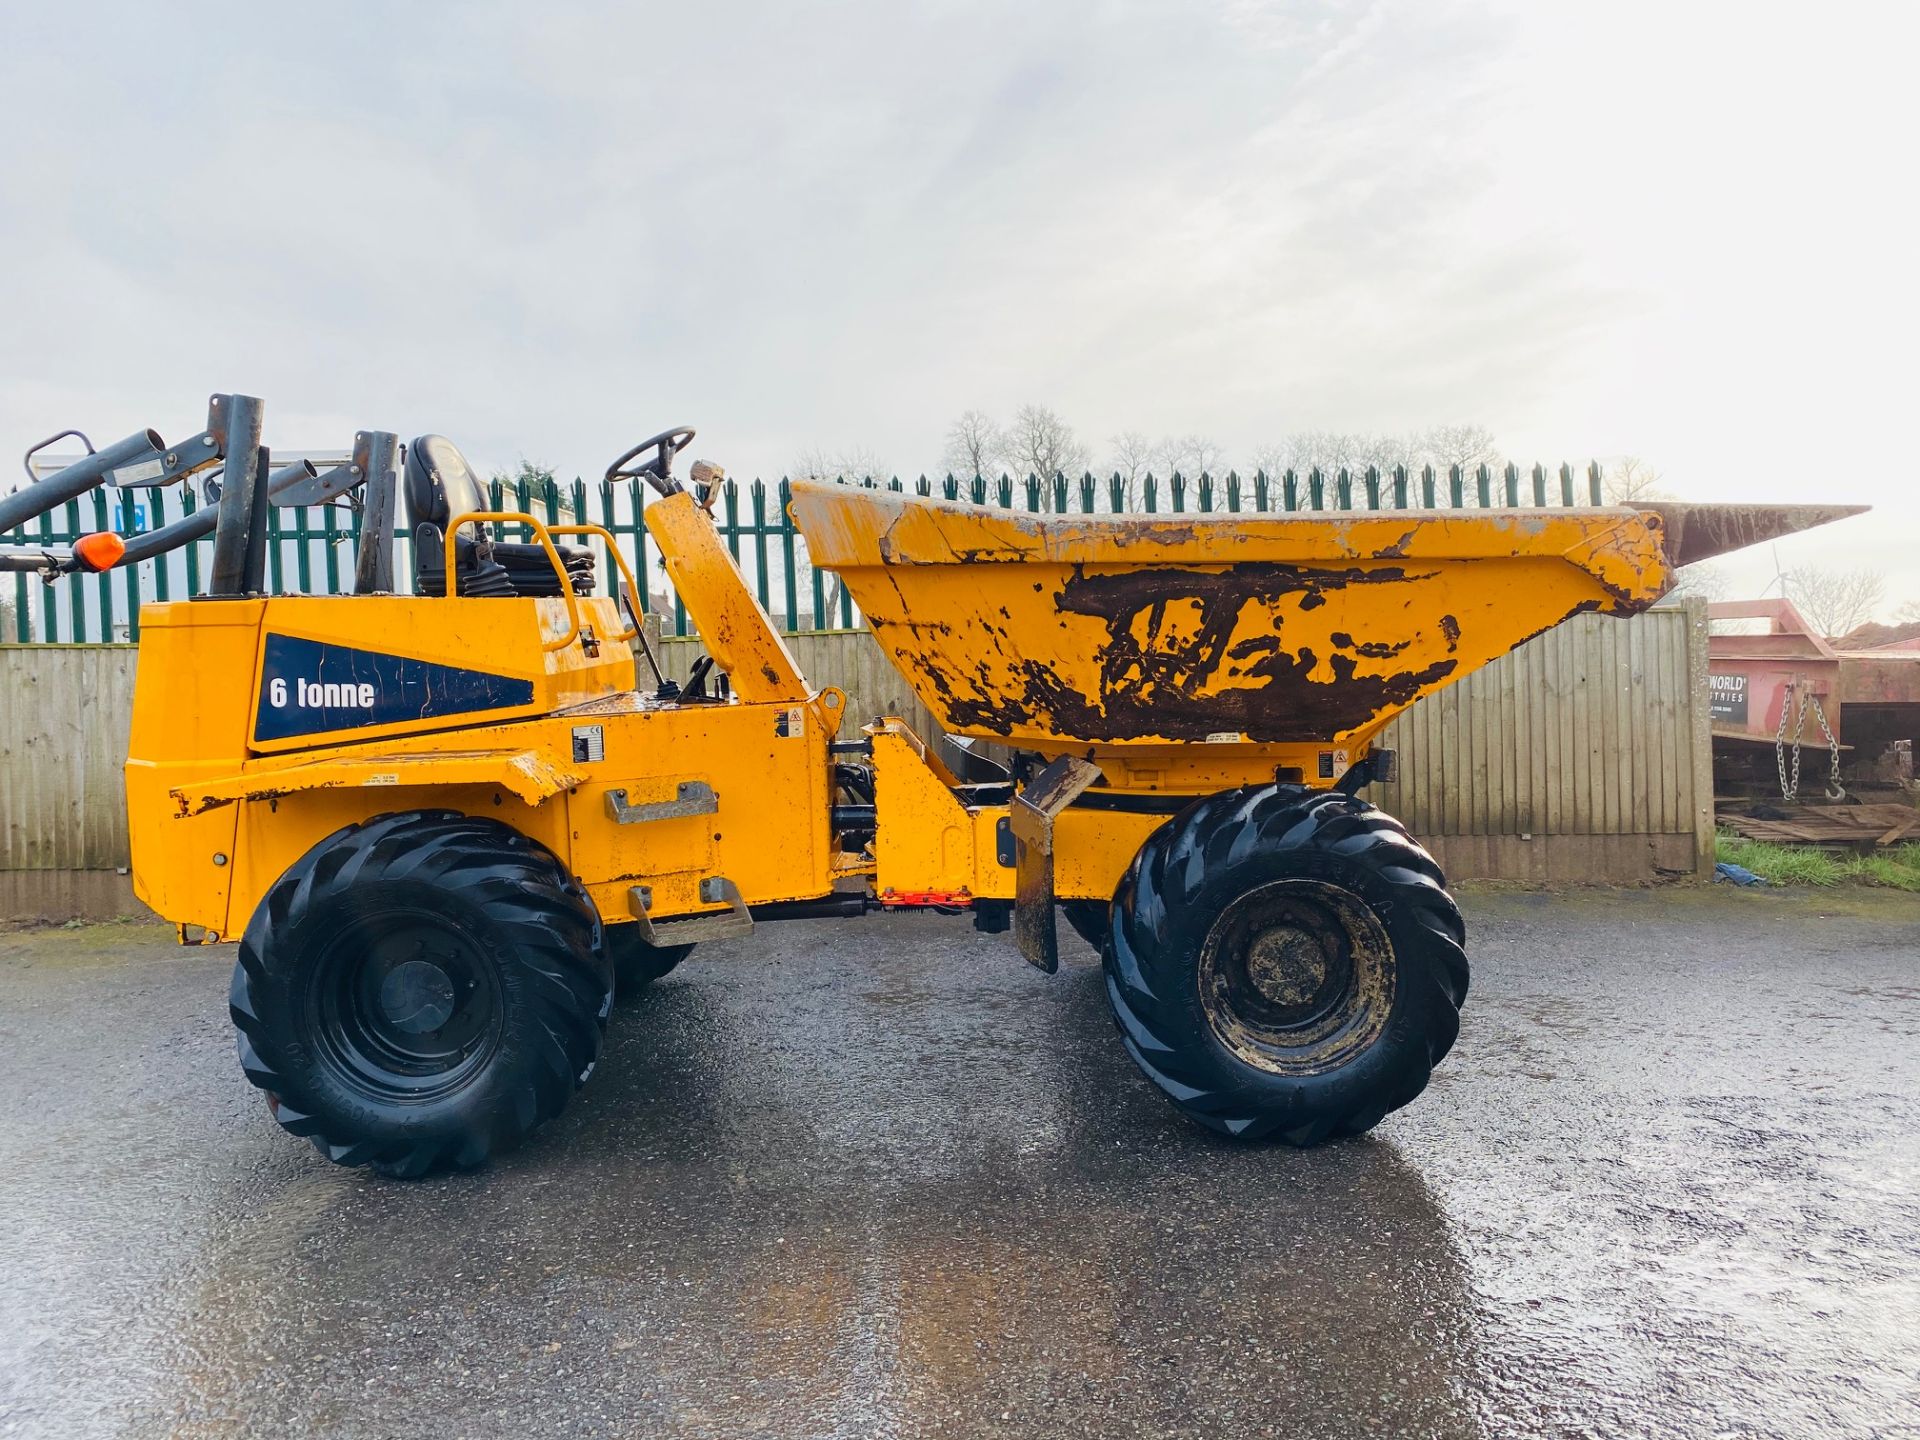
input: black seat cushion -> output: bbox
[405,434,489,533]
[406,435,595,597]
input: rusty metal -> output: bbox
[791,485,1869,768]
[1009,754,1102,973]
[1641,502,1869,568]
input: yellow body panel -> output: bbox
[126,594,838,941]
[174,746,582,814]
[869,724,1167,904]
[789,484,1674,763]
[246,594,633,754]
[646,491,811,704]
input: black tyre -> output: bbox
[1059,900,1112,953]
[229,810,613,1178]
[607,926,695,997]
[1104,784,1466,1144]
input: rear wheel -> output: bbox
[1103,785,1466,1143]
[229,811,612,1178]
[607,926,695,997]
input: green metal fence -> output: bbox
[2,461,1606,644]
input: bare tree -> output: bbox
[1423,423,1501,473]
[1154,433,1228,480]
[1667,562,1729,603]
[942,411,1002,480]
[1602,456,1668,503]
[1106,431,1156,509]
[1002,405,1090,493]
[1247,442,1291,479]
[1352,431,1422,476]
[792,445,891,483]
[1786,567,1886,638]
[1285,430,1361,475]
[1897,598,1920,624]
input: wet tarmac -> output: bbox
[1,887,1916,1439]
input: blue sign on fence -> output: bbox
[113,502,146,534]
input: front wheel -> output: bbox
[1103,785,1466,1144]
[1059,900,1112,954]
[606,926,695,998]
[229,811,613,1178]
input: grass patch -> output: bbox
[1717,830,1920,890]
[1840,852,1920,892]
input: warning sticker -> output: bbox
[572,724,606,763]
[775,706,806,739]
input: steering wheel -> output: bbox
[606,427,696,495]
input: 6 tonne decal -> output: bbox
[255,634,536,742]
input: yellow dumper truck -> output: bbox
[7,395,1856,1175]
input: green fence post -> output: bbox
[323,501,343,594]
[295,504,314,595]
[36,504,56,640]
[779,478,798,631]
[1588,461,1604,506]
[119,488,142,639]
[637,480,660,614]
[63,500,84,641]
[90,489,113,640]
[750,479,772,614]
[722,476,742,560]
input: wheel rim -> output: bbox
[308,911,505,1101]
[1196,879,1396,1076]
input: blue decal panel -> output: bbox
[255,634,536,743]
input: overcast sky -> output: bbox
[2,0,1914,611]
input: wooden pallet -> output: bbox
[1718,802,1920,850]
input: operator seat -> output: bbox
[405,435,594,598]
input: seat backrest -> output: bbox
[404,435,488,533]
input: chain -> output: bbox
[1775,685,1799,800]
[1774,684,1844,802]
[1808,693,1844,801]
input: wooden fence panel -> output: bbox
[1371,604,1707,879]
[0,645,139,874]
